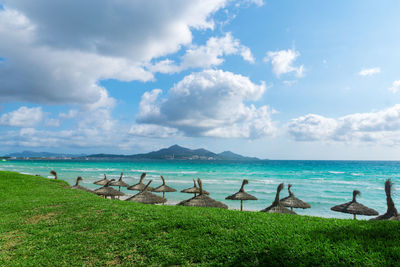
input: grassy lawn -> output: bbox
[1,171,399,266]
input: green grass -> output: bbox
[1,171,400,266]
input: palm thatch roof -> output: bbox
[331,190,378,219]
[125,180,166,204]
[71,176,94,193]
[225,179,257,211]
[372,179,398,220]
[94,179,125,197]
[50,170,58,180]
[180,179,209,195]
[280,184,311,210]
[93,174,109,186]
[153,176,177,193]
[226,179,257,201]
[260,183,296,214]
[177,178,228,209]
[110,172,129,187]
[127,172,155,192]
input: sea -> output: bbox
[1,159,399,220]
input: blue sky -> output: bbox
[1,0,400,159]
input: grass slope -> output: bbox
[1,171,400,266]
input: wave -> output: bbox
[328,171,345,174]
[351,173,364,176]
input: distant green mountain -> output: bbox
[88,145,260,161]
[5,145,260,161]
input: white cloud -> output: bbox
[45,118,60,127]
[0,1,227,107]
[389,80,400,94]
[0,106,43,127]
[136,69,276,138]
[264,48,304,77]
[287,104,400,145]
[150,33,254,74]
[59,109,78,119]
[129,124,180,138]
[358,67,381,76]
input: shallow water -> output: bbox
[1,159,399,219]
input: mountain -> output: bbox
[217,151,259,161]
[6,151,86,158]
[129,145,218,160]
[87,145,260,161]
[5,145,261,161]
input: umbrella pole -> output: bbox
[353,214,356,220]
[240,200,243,211]
[118,186,121,199]
[291,207,293,211]
[163,192,165,205]
[194,193,197,197]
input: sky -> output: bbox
[1,0,400,160]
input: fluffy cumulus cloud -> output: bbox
[358,67,381,76]
[133,69,276,139]
[389,80,400,94]
[0,106,43,127]
[150,33,254,74]
[287,104,400,146]
[0,0,227,107]
[264,48,304,78]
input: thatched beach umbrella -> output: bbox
[260,183,296,214]
[94,174,109,186]
[110,172,129,191]
[372,179,398,220]
[153,176,177,202]
[71,176,94,193]
[125,180,166,204]
[94,179,125,199]
[280,184,311,211]
[331,190,378,220]
[181,178,209,196]
[127,172,155,192]
[50,170,58,180]
[177,178,228,209]
[225,179,257,211]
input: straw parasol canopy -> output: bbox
[71,176,94,193]
[225,179,257,211]
[110,172,130,190]
[177,178,228,209]
[280,184,311,211]
[260,183,296,214]
[153,176,177,202]
[94,179,125,199]
[331,190,378,220]
[94,174,109,186]
[372,179,398,220]
[125,180,166,204]
[180,178,209,196]
[127,172,155,192]
[50,170,58,180]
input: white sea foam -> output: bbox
[328,171,345,174]
[351,172,364,176]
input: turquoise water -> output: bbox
[1,160,399,219]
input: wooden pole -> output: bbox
[240,200,243,211]
[163,192,165,205]
[353,214,356,220]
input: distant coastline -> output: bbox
[2,144,262,161]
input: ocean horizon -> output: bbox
[1,159,398,220]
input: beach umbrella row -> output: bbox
[64,170,399,220]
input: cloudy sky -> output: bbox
[1,0,400,160]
